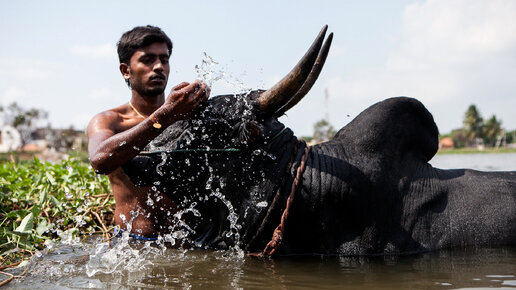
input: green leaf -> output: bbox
[45,172,56,185]
[35,219,50,236]
[50,195,64,212]
[0,241,16,250]
[38,187,48,207]
[15,212,34,234]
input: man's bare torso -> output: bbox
[91,104,178,236]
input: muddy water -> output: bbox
[7,153,516,289]
[10,242,516,289]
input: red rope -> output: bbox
[259,146,310,257]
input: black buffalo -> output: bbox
[123,26,516,256]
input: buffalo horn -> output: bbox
[274,32,333,116]
[258,25,331,115]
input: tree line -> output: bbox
[447,104,514,148]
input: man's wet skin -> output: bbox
[87,38,209,237]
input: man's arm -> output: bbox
[87,81,209,174]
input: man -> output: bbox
[87,25,209,239]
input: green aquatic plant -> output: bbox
[0,157,113,268]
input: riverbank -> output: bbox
[437,147,516,154]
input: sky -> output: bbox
[1,0,515,137]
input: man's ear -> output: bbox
[120,63,130,80]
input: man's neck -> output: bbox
[130,91,165,116]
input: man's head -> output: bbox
[118,25,173,96]
[117,25,172,66]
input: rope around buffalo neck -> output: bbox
[257,144,311,257]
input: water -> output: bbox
[430,152,516,171]
[8,243,516,289]
[5,153,515,289]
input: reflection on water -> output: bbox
[7,153,516,289]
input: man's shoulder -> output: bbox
[95,104,129,121]
[87,104,129,133]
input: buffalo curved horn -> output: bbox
[258,25,332,116]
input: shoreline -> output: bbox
[437,147,516,155]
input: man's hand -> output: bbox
[153,80,210,126]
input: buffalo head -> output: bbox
[123,26,333,250]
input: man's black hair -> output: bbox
[117,25,173,65]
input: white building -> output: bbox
[0,125,22,153]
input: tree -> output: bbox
[482,115,502,147]
[0,102,48,144]
[463,104,483,144]
[312,119,336,142]
[450,128,468,148]
[506,130,516,144]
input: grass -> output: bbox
[437,147,516,154]
[0,155,114,277]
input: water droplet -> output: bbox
[119,141,127,147]
[256,201,268,208]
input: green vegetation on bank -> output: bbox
[0,156,113,270]
[437,147,516,154]
[446,104,514,149]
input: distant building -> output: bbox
[439,137,454,150]
[30,127,87,152]
[0,125,22,153]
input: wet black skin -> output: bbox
[123,92,516,255]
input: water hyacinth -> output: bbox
[0,156,114,268]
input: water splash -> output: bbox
[195,52,224,87]
[194,52,253,94]
[155,152,168,176]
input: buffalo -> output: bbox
[122,26,516,256]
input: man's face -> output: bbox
[124,42,170,97]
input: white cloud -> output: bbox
[393,0,516,68]
[70,43,117,60]
[0,87,26,106]
[0,58,57,81]
[325,0,516,134]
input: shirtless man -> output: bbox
[87,26,209,238]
